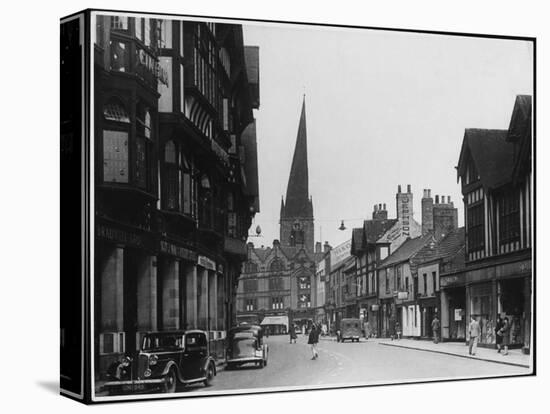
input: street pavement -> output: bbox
[193,334,531,393]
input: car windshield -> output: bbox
[142,334,183,351]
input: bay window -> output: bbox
[102,98,130,183]
[161,140,194,216]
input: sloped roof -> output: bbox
[457,129,514,189]
[252,247,272,263]
[365,219,398,244]
[412,228,465,266]
[380,234,434,268]
[351,228,364,254]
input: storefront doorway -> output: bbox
[499,278,526,347]
[447,288,466,340]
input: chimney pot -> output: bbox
[383,203,386,210]
[374,204,378,211]
[448,195,451,203]
[407,184,411,193]
[379,203,382,210]
[398,185,402,193]
[428,189,431,198]
[435,195,439,204]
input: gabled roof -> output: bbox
[379,234,434,268]
[456,128,514,190]
[251,247,272,263]
[351,228,364,255]
[507,95,532,183]
[412,228,465,266]
[365,219,398,244]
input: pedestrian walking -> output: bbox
[308,323,320,359]
[289,324,297,344]
[431,316,440,344]
[498,317,510,355]
[495,316,504,353]
[468,316,481,355]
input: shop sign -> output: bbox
[159,240,197,262]
[198,255,216,271]
[454,309,463,321]
[97,224,145,248]
[440,274,463,287]
[371,304,379,311]
[397,291,408,300]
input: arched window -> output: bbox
[244,262,258,274]
[270,258,284,272]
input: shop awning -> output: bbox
[260,316,289,330]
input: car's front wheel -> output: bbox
[163,368,177,393]
[204,363,215,387]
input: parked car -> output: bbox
[340,318,362,342]
[226,324,268,369]
[102,330,216,395]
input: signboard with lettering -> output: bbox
[198,255,216,271]
[330,239,352,269]
[454,309,463,321]
[159,240,197,262]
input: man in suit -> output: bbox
[468,316,481,355]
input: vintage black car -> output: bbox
[226,324,268,369]
[103,330,216,394]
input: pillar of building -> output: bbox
[100,245,124,332]
[161,258,180,330]
[184,264,198,329]
[440,289,449,340]
[465,284,471,341]
[136,255,157,332]
[197,267,209,330]
[523,276,531,354]
[217,272,225,332]
[208,270,217,331]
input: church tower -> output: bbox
[280,97,314,253]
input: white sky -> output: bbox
[243,23,533,249]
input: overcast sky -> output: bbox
[242,22,533,249]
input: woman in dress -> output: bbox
[499,317,510,356]
[495,316,504,353]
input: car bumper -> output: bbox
[226,356,264,363]
[102,378,167,392]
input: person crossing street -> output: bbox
[308,323,320,360]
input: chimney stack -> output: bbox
[421,188,434,235]
[323,241,331,253]
[315,241,322,253]
[373,202,388,220]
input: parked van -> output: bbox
[340,318,362,342]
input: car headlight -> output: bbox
[149,354,158,366]
[144,369,152,378]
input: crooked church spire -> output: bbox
[283,97,312,218]
[280,97,314,253]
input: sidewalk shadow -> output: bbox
[36,380,59,395]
